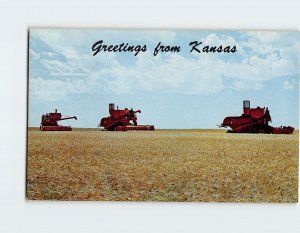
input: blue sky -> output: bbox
[28,29,299,129]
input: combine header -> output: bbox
[99,103,155,131]
[220,100,294,134]
[40,109,77,131]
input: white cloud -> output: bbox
[41,59,71,75]
[283,79,298,90]
[29,49,40,60]
[30,77,69,101]
[202,33,243,52]
[241,31,294,55]
[242,31,300,76]
[112,52,226,95]
[29,30,300,101]
[122,30,176,44]
[233,80,263,91]
[29,76,102,101]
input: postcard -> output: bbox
[27,29,299,202]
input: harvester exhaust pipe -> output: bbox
[109,103,115,110]
[243,100,250,115]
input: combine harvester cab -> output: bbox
[220,100,294,134]
[40,109,77,131]
[99,103,155,131]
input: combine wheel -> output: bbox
[108,126,117,131]
[256,128,265,134]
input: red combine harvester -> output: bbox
[99,103,155,131]
[220,100,294,134]
[40,109,77,131]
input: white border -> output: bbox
[0,1,299,232]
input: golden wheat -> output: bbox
[27,129,298,202]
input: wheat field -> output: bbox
[27,128,298,202]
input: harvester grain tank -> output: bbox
[99,103,155,131]
[220,100,294,134]
[40,109,77,131]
